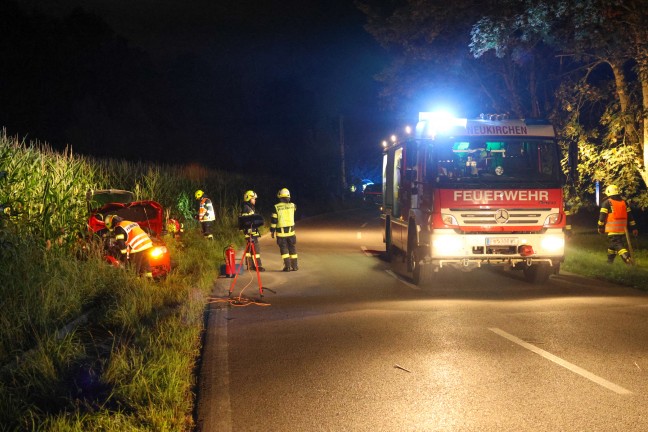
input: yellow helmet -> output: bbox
[244,190,257,202]
[605,185,619,196]
[277,188,290,198]
[104,214,116,230]
[194,189,204,200]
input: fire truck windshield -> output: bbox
[427,138,562,186]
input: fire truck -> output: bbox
[382,112,568,285]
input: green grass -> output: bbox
[562,227,648,289]
[0,131,267,431]
[0,230,233,431]
[3,130,648,430]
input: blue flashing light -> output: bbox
[417,111,467,136]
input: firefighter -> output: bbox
[597,184,638,265]
[271,188,298,271]
[241,190,265,271]
[166,217,183,239]
[195,189,215,240]
[105,214,153,278]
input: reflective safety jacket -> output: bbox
[598,197,637,235]
[115,220,153,255]
[241,201,261,238]
[198,197,215,222]
[271,201,296,237]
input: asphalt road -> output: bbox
[196,207,648,432]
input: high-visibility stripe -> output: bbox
[605,199,628,233]
[273,202,296,236]
[199,198,216,222]
[117,221,153,253]
[130,232,152,252]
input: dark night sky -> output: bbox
[6,0,396,185]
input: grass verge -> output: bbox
[0,228,239,431]
[562,226,648,290]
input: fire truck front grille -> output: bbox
[450,208,546,226]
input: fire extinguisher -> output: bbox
[224,244,236,278]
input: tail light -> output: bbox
[518,245,534,256]
[150,246,168,258]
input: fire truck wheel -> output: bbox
[385,224,393,260]
[411,247,434,286]
[523,263,552,284]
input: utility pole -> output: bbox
[339,115,347,192]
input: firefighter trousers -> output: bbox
[276,235,298,270]
[606,233,631,263]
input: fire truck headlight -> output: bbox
[543,213,561,226]
[441,214,458,226]
[433,235,463,255]
[540,236,564,253]
[150,246,167,258]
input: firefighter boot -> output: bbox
[291,258,298,271]
[607,254,616,264]
[253,258,265,272]
[282,258,291,272]
[621,252,634,266]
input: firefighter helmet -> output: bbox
[277,188,290,198]
[195,190,204,200]
[104,214,117,230]
[605,185,619,196]
[244,190,257,202]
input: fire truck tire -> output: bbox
[385,223,393,260]
[523,263,552,284]
[411,247,434,286]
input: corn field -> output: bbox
[0,130,282,430]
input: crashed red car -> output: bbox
[86,189,172,279]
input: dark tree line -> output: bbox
[357,0,648,210]
[0,1,366,200]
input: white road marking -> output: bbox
[208,307,233,431]
[356,231,362,239]
[489,327,632,395]
[361,246,372,257]
[361,222,368,228]
[385,270,420,290]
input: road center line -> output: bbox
[489,328,632,395]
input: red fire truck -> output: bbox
[382,112,568,285]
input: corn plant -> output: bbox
[1,130,284,430]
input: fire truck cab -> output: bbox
[382,112,567,285]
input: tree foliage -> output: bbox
[358,0,648,210]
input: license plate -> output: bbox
[486,237,518,246]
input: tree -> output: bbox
[356,0,560,118]
[470,0,648,207]
[360,0,648,209]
